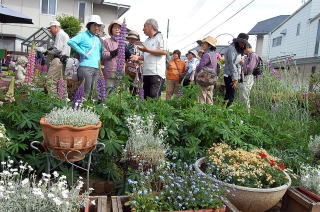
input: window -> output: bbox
[79,2,86,23]
[41,0,57,15]
[272,36,282,47]
[296,23,301,36]
[315,20,320,56]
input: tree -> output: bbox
[56,15,82,38]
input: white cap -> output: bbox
[49,20,61,27]
[87,15,104,26]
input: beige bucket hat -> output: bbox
[126,30,140,40]
[108,20,122,36]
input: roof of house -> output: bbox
[248,15,290,35]
[271,0,312,33]
[102,1,130,18]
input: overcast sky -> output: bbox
[117,0,305,53]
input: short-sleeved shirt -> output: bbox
[143,32,166,79]
[54,29,71,57]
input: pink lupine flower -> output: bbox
[25,47,36,84]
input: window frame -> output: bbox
[272,36,282,47]
[296,23,301,36]
[78,1,86,24]
[40,0,57,16]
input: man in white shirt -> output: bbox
[131,18,167,99]
[46,20,70,97]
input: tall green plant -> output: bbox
[56,15,81,38]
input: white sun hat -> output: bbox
[48,20,60,28]
[86,15,104,28]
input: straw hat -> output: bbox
[108,20,122,36]
[126,30,140,40]
[199,36,217,48]
[86,15,104,28]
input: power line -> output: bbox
[176,0,237,44]
[180,0,256,51]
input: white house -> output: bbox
[0,0,130,51]
[249,0,320,87]
[248,15,289,59]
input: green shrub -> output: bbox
[56,15,81,38]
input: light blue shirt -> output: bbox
[67,30,102,69]
[186,58,199,74]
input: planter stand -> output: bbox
[30,140,105,191]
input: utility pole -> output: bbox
[166,19,169,51]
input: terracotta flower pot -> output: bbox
[40,117,102,161]
[195,157,291,212]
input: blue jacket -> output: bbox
[67,30,102,69]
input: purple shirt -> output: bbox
[102,38,118,79]
[196,52,218,72]
[242,52,259,75]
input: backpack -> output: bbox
[252,56,263,77]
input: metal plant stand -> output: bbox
[30,141,105,191]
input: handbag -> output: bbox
[196,53,218,87]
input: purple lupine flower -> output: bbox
[177,88,183,97]
[138,88,144,101]
[0,73,5,77]
[25,47,36,84]
[97,76,106,101]
[116,20,127,75]
[56,79,66,99]
[73,82,85,109]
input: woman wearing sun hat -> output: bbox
[102,20,131,94]
[67,15,103,98]
[195,36,219,104]
[183,50,199,86]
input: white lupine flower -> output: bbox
[0,133,3,138]
[1,162,6,165]
[0,186,5,191]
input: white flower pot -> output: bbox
[195,157,291,212]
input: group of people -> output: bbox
[165,32,259,109]
[46,15,259,110]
